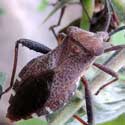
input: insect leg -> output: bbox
[104,45,125,53]
[0,42,19,98]
[16,39,51,54]
[93,63,118,95]
[49,6,66,39]
[0,39,52,98]
[81,76,95,125]
[73,115,88,125]
[16,35,67,53]
[109,26,125,36]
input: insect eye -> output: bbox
[71,45,81,54]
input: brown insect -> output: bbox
[0,26,125,125]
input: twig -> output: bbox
[104,0,112,32]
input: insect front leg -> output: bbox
[0,39,51,98]
[16,39,51,54]
[104,45,125,53]
[49,6,66,39]
[18,34,66,53]
[0,41,19,98]
[93,63,118,95]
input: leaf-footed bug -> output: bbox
[0,26,125,125]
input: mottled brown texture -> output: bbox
[67,27,108,56]
[7,26,108,121]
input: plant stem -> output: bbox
[112,0,125,21]
[80,0,95,30]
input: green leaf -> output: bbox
[0,8,4,15]
[16,118,47,125]
[80,0,95,30]
[119,74,125,81]
[111,25,125,45]
[38,0,49,11]
[98,114,125,125]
